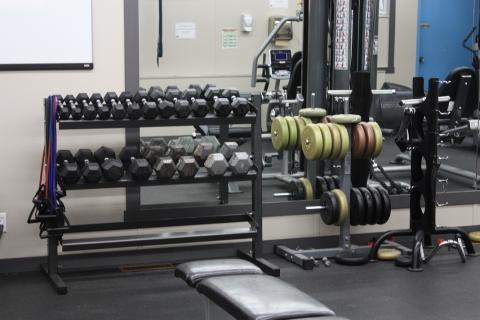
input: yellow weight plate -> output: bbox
[326,123,341,159]
[377,248,402,261]
[469,231,480,243]
[271,117,289,151]
[317,123,333,160]
[285,116,298,150]
[299,177,313,201]
[334,124,350,160]
[294,117,306,150]
[332,189,348,226]
[302,117,313,124]
[302,123,323,160]
[299,108,328,118]
[369,122,384,158]
[330,114,362,124]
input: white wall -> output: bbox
[0,0,125,259]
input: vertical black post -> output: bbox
[252,94,263,257]
[124,0,141,221]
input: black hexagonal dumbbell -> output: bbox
[64,95,83,120]
[104,92,127,120]
[165,86,191,118]
[183,86,209,118]
[153,156,177,179]
[176,156,200,178]
[90,93,111,120]
[148,86,175,119]
[133,90,159,119]
[165,140,187,163]
[74,149,102,183]
[204,85,232,117]
[204,153,229,176]
[118,91,142,120]
[222,88,250,117]
[119,146,153,181]
[229,152,253,175]
[141,137,168,166]
[94,146,124,181]
[193,142,215,166]
[76,93,97,120]
[56,150,81,185]
[55,95,70,120]
[219,141,239,161]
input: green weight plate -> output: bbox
[294,116,306,150]
[285,116,298,150]
[326,123,341,159]
[299,108,327,118]
[377,187,391,225]
[299,177,313,201]
[368,187,383,225]
[377,248,402,261]
[370,122,384,158]
[359,187,374,226]
[302,117,313,124]
[302,123,323,160]
[320,191,339,226]
[317,123,333,160]
[350,188,364,226]
[469,231,480,243]
[335,124,350,160]
[271,117,289,151]
[324,176,336,191]
[332,189,348,226]
[316,176,329,198]
[330,114,362,124]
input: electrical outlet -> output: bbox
[0,212,6,233]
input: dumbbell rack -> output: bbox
[37,93,278,294]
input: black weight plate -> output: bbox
[324,176,336,191]
[335,251,369,266]
[377,187,391,224]
[350,188,364,226]
[359,187,374,226]
[320,191,339,226]
[287,180,305,201]
[332,175,341,188]
[316,176,329,197]
[368,187,383,225]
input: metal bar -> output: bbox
[219,124,229,204]
[252,94,263,257]
[327,89,396,95]
[62,228,257,252]
[64,172,256,191]
[400,96,450,106]
[59,114,257,130]
[251,14,303,87]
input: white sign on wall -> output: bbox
[175,23,196,40]
[270,0,289,9]
[222,29,239,49]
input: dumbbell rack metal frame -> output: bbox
[39,93,278,295]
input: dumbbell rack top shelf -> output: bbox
[58,112,257,130]
[64,170,257,190]
[37,94,276,295]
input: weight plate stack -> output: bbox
[350,188,365,226]
[299,108,327,118]
[335,124,350,160]
[329,114,362,124]
[302,123,323,160]
[285,116,298,150]
[368,187,383,225]
[359,187,374,226]
[326,123,341,159]
[320,191,339,226]
[317,124,333,160]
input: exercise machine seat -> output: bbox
[175,259,263,287]
[293,318,349,320]
[197,274,336,320]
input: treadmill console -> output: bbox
[269,49,292,80]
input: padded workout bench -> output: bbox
[175,259,348,320]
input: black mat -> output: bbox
[1,251,479,320]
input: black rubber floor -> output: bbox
[0,250,479,320]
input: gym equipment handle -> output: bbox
[251,12,303,87]
[327,89,396,96]
[400,96,450,106]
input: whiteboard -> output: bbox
[0,0,93,70]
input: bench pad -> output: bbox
[197,274,336,320]
[175,259,263,287]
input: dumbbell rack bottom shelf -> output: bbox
[58,113,257,130]
[64,171,257,190]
